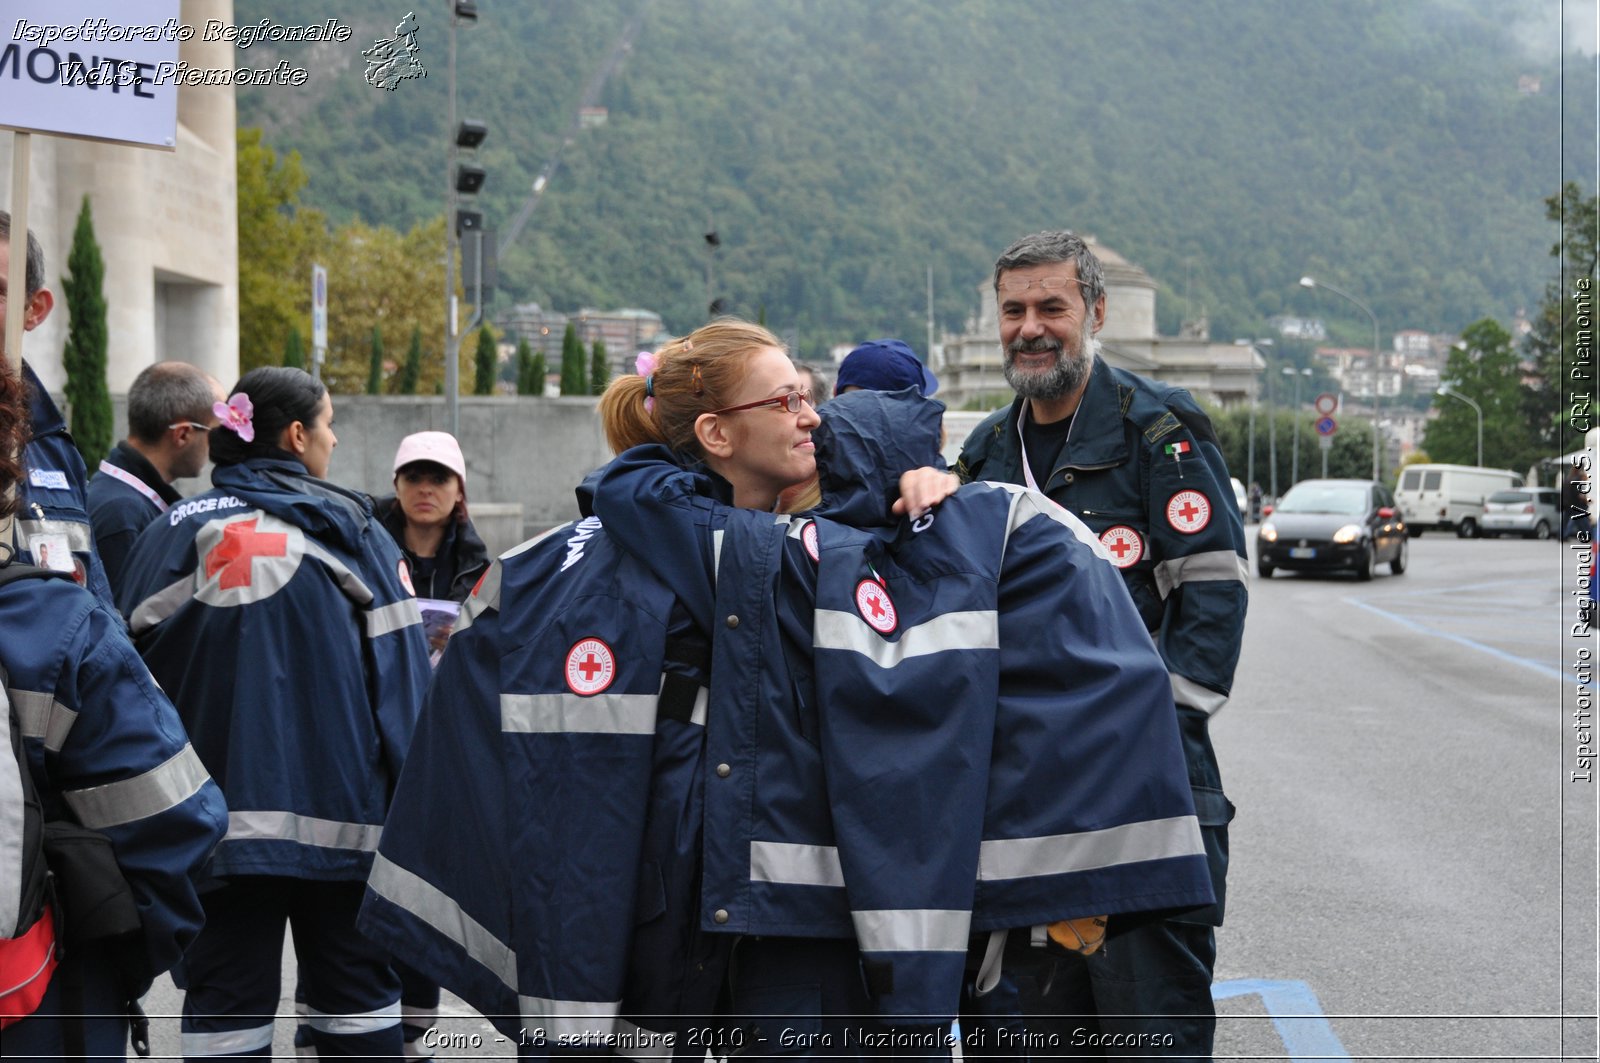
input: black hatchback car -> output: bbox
[1257,478,1408,580]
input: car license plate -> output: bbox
[1289,547,1316,559]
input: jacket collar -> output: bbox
[1009,355,1130,473]
[105,441,184,505]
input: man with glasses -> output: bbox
[956,231,1248,1059]
[88,361,225,590]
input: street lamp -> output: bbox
[1437,384,1483,468]
[445,0,484,437]
[1300,276,1381,480]
[1282,366,1313,487]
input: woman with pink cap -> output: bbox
[374,431,491,607]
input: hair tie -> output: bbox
[634,352,659,413]
[691,363,704,396]
[213,393,255,443]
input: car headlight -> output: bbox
[1332,524,1362,544]
[1259,522,1277,543]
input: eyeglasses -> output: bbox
[168,422,212,434]
[708,389,814,416]
[997,275,1094,295]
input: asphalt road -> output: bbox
[140,531,1598,1061]
[1212,530,1597,1061]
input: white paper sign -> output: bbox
[0,0,180,149]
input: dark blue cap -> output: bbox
[834,339,939,397]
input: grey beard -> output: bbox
[1003,337,1092,401]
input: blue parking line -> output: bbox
[1213,979,1351,1061]
[1344,597,1588,687]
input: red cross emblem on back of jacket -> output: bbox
[205,518,289,589]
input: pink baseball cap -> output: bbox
[393,431,467,488]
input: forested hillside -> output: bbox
[237,0,1594,353]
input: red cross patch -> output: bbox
[855,578,898,635]
[565,637,616,696]
[1166,490,1212,534]
[1098,525,1144,568]
[801,521,820,563]
[204,518,290,589]
[397,558,416,595]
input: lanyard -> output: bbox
[97,460,169,512]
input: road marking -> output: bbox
[1343,597,1589,687]
[1213,978,1351,1061]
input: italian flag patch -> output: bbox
[1164,441,1191,457]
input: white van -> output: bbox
[1395,463,1523,537]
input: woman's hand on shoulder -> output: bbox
[892,468,961,519]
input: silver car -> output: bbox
[1481,487,1560,540]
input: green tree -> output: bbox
[1524,182,1598,458]
[473,326,498,395]
[236,127,325,372]
[319,216,448,395]
[514,338,539,395]
[528,351,548,396]
[589,339,610,395]
[60,195,111,464]
[1210,404,1375,495]
[367,327,385,394]
[559,323,586,395]
[1424,318,1539,472]
[283,328,305,369]
[399,327,423,395]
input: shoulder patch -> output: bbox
[1143,411,1183,446]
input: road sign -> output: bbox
[311,265,328,349]
[1315,416,1337,436]
[1314,392,1338,415]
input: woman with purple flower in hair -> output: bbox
[116,366,432,1061]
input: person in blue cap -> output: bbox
[834,338,939,397]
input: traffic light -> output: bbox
[456,209,484,235]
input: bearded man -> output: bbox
[956,230,1248,1061]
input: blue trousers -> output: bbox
[1011,920,1217,1061]
[1,941,136,1062]
[726,937,953,1062]
[179,877,402,1060]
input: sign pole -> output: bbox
[4,131,30,383]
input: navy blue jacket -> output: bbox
[595,389,1213,1020]
[361,518,720,1047]
[15,362,115,607]
[117,458,431,881]
[1,570,228,996]
[88,441,183,593]
[957,356,1248,923]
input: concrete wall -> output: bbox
[119,393,616,545]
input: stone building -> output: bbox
[936,238,1261,411]
[1,0,239,394]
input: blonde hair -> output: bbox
[598,319,786,457]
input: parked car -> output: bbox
[1230,477,1248,522]
[1394,463,1523,538]
[1481,487,1561,540]
[1257,478,1407,580]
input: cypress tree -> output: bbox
[589,339,610,395]
[474,326,497,395]
[399,327,422,395]
[283,328,305,369]
[367,326,385,394]
[559,323,586,395]
[515,338,534,394]
[61,195,112,463]
[529,351,548,396]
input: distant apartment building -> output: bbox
[1270,314,1327,341]
[495,303,672,376]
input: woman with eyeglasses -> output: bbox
[365,321,1210,1060]
[117,366,432,1060]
